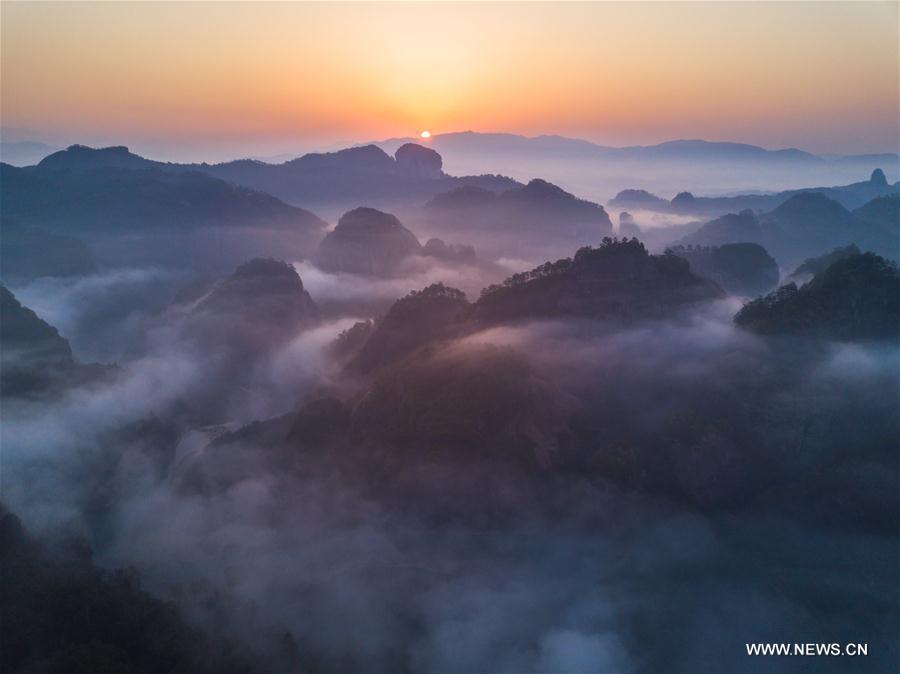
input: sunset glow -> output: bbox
[1,2,897,160]
[420,131,432,139]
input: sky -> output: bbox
[2,1,898,162]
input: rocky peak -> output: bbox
[518,178,572,201]
[194,258,318,330]
[36,144,154,171]
[870,168,887,186]
[394,143,443,179]
[671,191,696,209]
[314,208,422,276]
[345,283,471,374]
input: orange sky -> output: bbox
[2,1,897,160]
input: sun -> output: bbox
[419,130,431,139]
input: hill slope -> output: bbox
[734,252,900,339]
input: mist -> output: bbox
[3,262,897,671]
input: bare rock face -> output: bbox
[394,143,443,179]
[314,207,422,276]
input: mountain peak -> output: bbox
[37,144,154,171]
[193,258,318,334]
[475,238,723,323]
[232,257,304,284]
[772,191,850,217]
[870,168,887,186]
[394,143,443,178]
[314,207,421,276]
[520,178,574,200]
[290,144,395,171]
[735,252,900,339]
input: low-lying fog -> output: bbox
[3,252,896,672]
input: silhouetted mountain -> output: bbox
[474,238,723,324]
[609,168,900,217]
[620,139,819,162]
[37,144,158,171]
[765,169,900,212]
[608,189,670,211]
[853,193,900,233]
[0,286,109,397]
[1,150,328,270]
[394,142,443,178]
[423,179,612,257]
[666,243,779,297]
[312,207,491,279]
[196,143,519,210]
[758,192,859,263]
[788,244,861,283]
[678,207,765,249]
[339,241,726,378]
[1,285,72,363]
[378,131,614,159]
[680,192,898,266]
[189,258,319,349]
[421,237,477,265]
[376,132,898,207]
[734,252,900,339]
[499,178,611,231]
[345,283,472,374]
[378,132,826,163]
[314,207,423,276]
[2,150,324,233]
[0,222,97,281]
[426,184,498,210]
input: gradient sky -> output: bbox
[2,1,898,161]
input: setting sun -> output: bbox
[420,130,431,139]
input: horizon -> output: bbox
[4,129,898,167]
[2,2,898,162]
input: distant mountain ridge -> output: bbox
[678,191,899,267]
[0,151,329,271]
[376,131,895,165]
[610,168,900,216]
[19,142,520,215]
